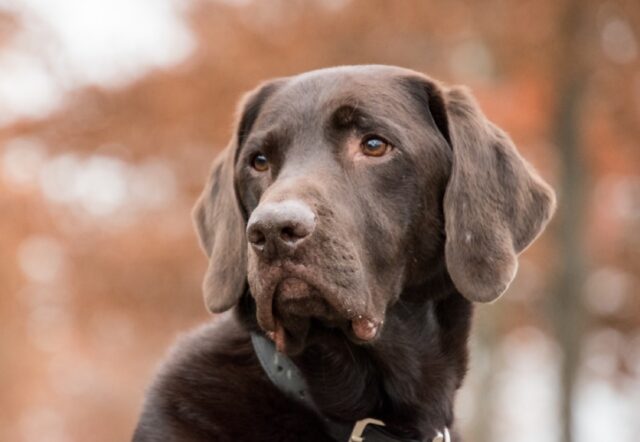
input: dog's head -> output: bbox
[194,66,555,354]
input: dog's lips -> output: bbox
[351,316,381,341]
[266,277,317,354]
[249,261,385,350]
[267,320,288,353]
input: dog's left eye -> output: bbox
[361,136,392,157]
[251,153,269,172]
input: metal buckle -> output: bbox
[349,418,386,442]
[433,427,451,442]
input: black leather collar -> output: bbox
[250,333,450,442]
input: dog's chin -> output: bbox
[252,273,385,354]
[268,314,311,356]
[266,278,347,355]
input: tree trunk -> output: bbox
[549,1,590,441]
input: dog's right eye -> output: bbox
[361,135,392,157]
[251,153,269,172]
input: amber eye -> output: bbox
[361,136,391,157]
[251,153,269,172]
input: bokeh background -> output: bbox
[0,1,639,441]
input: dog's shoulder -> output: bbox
[133,313,331,442]
[132,314,251,441]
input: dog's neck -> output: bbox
[237,280,472,439]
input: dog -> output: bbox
[133,65,555,441]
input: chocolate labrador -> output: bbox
[133,65,555,442]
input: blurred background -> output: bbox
[0,0,638,441]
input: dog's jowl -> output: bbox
[133,65,555,442]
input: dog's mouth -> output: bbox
[269,277,340,355]
[249,265,385,355]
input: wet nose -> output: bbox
[246,200,316,258]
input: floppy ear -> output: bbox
[193,81,281,313]
[441,86,556,302]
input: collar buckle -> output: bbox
[433,427,451,442]
[349,418,386,442]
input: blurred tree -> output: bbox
[549,1,589,441]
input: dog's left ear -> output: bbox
[193,80,282,313]
[406,75,556,303]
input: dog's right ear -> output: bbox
[193,80,282,313]
[402,73,555,304]
[440,87,556,303]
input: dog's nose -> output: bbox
[247,200,316,257]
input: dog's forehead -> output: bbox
[257,65,418,126]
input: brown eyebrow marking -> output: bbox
[330,103,376,133]
[333,105,358,127]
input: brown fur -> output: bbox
[134,65,555,441]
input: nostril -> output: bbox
[280,221,314,244]
[254,232,266,246]
[280,226,297,243]
[247,226,266,247]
